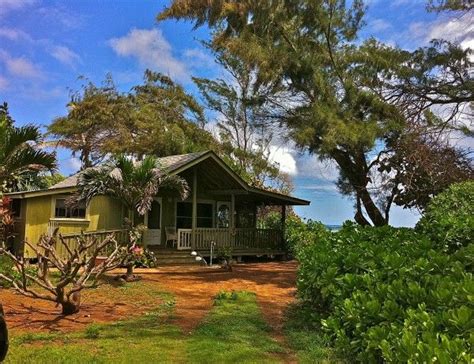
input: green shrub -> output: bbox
[417,181,474,252]
[286,218,328,254]
[297,223,473,363]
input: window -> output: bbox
[217,203,230,228]
[11,199,21,218]
[236,204,255,228]
[176,202,213,229]
[54,199,86,219]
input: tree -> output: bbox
[6,172,65,192]
[159,1,397,226]
[0,232,123,315]
[111,70,217,158]
[0,103,57,192]
[48,76,127,169]
[194,47,291,191]
[49,71,218,170]
[74,155,189,280]
[159,0,473,226]
[427,0,473,12]
[380,128,473,211]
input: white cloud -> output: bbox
[298,154,339,181]
[369,19,392,32]
[183,48,215,68]
[0,27,32,41]
[51,45,81,67]
[0,0,36,17]
[427,12,474,43]
[63,157,82,173]
[0,51,43,78]
[36,6,83,29]
[109,28,189,82]
[300,183,338,193]
[268,145,298,176]
[404,12,474,48]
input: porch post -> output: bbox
[280,205,286,249]
[230,193,235,247]
[192,167,197,249]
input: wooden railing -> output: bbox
[177,228,283,252]
[56,229,129,258]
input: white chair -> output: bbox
[165,226,178,248]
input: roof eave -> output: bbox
[5,186,77,199]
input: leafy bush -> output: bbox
[296,223,473,362]
[286,218,328,254]
[416,181,474,252]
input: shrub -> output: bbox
[286,218,328,254]
[416,181,474,252]
[297,223,473,363]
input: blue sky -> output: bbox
[1,0,472,226]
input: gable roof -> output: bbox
[6,151,309,205]
[47,151,211,191]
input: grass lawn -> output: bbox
[6,290,285,364]
[283,304,344,363]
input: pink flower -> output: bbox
[132,246,143,256]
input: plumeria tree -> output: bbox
[75,155,189,280]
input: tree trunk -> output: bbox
[126,264,134,278]
[332,149,388,227]
[354,196,371,226]
[358,187,387,226]
[60,291,81,315]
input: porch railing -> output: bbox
[55,229,129,258]
[177,228,283,252]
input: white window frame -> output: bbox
[50,195,90,223]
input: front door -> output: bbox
[143,199,161,246]
[216,201,231,228]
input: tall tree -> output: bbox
[48,76,123,169]
[159,0,473,225]
[0,103,57,192]
[159,1,396,225]
[193,48,290,190]
[107,70,217,158]
[49,71,218,170]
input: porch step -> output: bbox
[151,249,200,266]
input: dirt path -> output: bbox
[148,261,298,333]
[1,261,298,360]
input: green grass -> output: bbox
[187,291,284,363]
[7,303,184,364]
[6,290,285,364]
[283,303,343,364]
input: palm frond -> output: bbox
[159,174,190,200]
[3,125,43,158]
[3,147,57,176]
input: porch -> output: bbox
[176,227,283,253]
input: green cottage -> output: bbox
[6,151,309,260]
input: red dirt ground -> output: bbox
[0,261,298,336]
